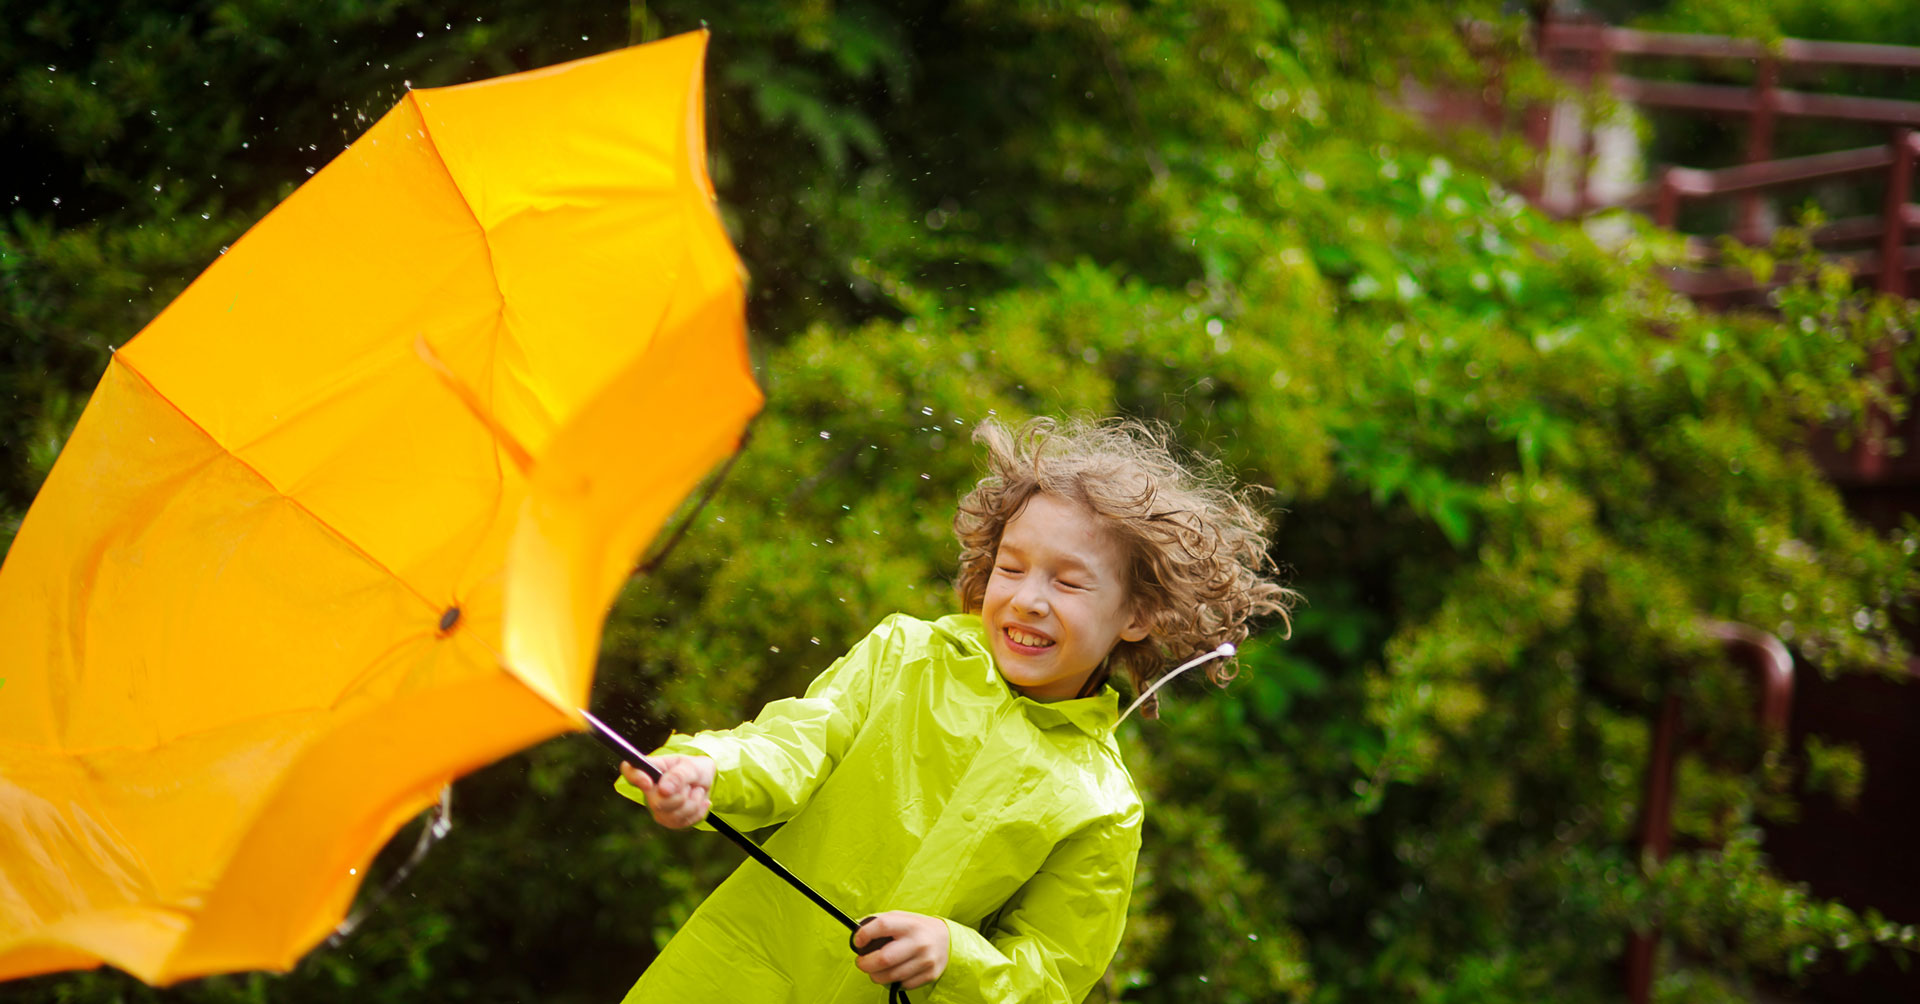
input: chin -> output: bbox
[989,655,1044,690]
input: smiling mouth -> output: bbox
[1004,626,1055,649]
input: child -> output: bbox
[614,416,1295,1002]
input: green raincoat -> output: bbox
[614,612,1143,1003]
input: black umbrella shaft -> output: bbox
[581,709,861,932]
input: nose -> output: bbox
[1013,578,1048,617]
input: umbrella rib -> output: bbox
[403,90,534,481]
[450,313,512,594]
[405,90,513,352]
[111,353,443,617]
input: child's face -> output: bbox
[982,493,1151,700]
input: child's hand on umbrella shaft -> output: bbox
[852,911,950,990]
[621,756,715,829]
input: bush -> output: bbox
[6,2,1917,1002]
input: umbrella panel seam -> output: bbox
[108,352,443,620]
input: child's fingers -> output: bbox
[853,913,947,987]
[668,788,711,826]
[655,781,711,828]
[870,957,932,987]
[620,759,711,828]
[855,941,911,978]
[857,937,930,984]
[851,913,893,951]
[655,756,708,797]
[853,916,917,973]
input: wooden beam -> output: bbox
[1545,24,1920,71]
[1776,89,1920,127]
[1611,76,1920,127]
[1613,76,1757,114]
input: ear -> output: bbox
[1118,602,1153,644]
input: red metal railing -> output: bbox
[1530,18,1920,483]
[1619,131,1920,296]
[1515,19,1917,1003]
[1626,621,1794,1004]
[1541,21,1920,239]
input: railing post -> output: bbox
[1625,624,1793,1004]
[1655,168,1682,229]
[1880,128,1913,298]
[1739,56,1779,244]
[1858,128,1913,481]
[1625,690,1683,1004]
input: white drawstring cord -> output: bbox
[1112,642,1238,730]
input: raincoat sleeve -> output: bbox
[928,803,1144,1004]
[614,614,906,832]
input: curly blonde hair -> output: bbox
[953,416,1298,719]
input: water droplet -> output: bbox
[416,31,424,37]
[819,430,831,440]
[769,645,781,653]
[200,213,209,219]
[920,406,934,416]
[810,637,821,645]
[920,473,931,480]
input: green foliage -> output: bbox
[6,1,1919,1003]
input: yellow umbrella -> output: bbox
[0,29,759,985]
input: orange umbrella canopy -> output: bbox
[0,30,760,985]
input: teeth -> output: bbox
[1007,627,1053,648]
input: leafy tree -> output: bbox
[5,2,1917,1003]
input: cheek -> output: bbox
[980,574,1010,610]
